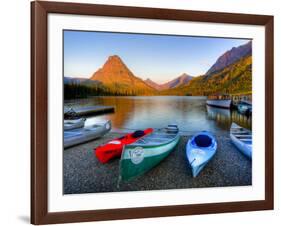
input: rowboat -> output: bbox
[64,118,86,131]
[230,123,252,159]
[64,120,111,149]
[119,125,180,181]
[186,131,217,177]
[95,128,153,163]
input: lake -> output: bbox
[64,96,252,134]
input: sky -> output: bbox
[64,30,250,84]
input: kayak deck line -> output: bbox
[231,132,251,135]
[234,134,252,137]
[190,158,196,165]
[239,138,252,141]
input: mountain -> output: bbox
[144,73,193,90]
[206,41,252,75]
[90,55,155,95]
[161,55,252,96]
[65,41,252,98]
[144,78,163,90]
[161,73,193,89]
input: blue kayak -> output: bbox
[186,131,217,177]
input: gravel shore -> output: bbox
[63,132,252,194]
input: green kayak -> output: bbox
[119,125,180,181]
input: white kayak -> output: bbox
[64,118,86,131]
[186,131,217,177]
[64,120,111,149]
[230,123,252,159]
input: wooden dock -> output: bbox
[231,94,252,107]
[64,105,115,117]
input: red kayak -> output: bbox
[95,128,153,163]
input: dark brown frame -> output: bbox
[31,1,274,224]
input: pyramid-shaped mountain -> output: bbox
[91,55,155,95]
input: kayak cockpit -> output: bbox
[194,134,212,147]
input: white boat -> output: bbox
[206,99,232,108]
[186,131,217,177]
[206,94,232,108]
[64,118,86,131]
[64,120,111,148]
[230,123,252,159]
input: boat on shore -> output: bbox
[119,125,180,181]
[237,101,252,115]
[206,94,232,109]
[64,107,80,120]
[64,118,86,131]
[95,128,153,163]
[186,131,217,177]
[64,120,111,149]
[230,123,252,159]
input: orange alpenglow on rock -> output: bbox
[90,55,155,95]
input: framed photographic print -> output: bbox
[31,1,274,224]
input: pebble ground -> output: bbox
[63,132,252,194]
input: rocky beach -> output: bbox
[64,131,252,194]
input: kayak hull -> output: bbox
[230,123,252,159]
[64,118,86,131]
[186,131,217,177]
[64,120,111,148]
[95,128,153,164]
[120,126,180,181]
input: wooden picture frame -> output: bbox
[31,1,274,224]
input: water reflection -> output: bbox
[65,96,252,134]
[206,105,252,130]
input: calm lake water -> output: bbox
[65,96,252,134]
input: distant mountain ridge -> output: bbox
[161,55,252,96]
[144,73,193,90]
[161,73,193,89]
[206,41,252,75]
[159,42,252,95]
[144,78,163,90]
[64,41,252,98]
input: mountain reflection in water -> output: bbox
[65,96,252,134]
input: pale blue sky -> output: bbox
[64,30,250,83]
